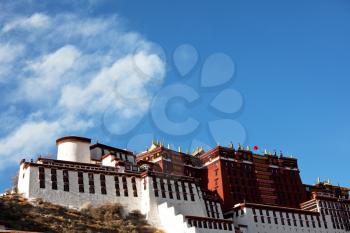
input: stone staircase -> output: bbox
[157,202,234,233]
[158,202,196,233]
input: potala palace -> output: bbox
[17,136,350,233]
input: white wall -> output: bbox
[233,207,347,233]
[17,164,31,198]
[57,141,91,163]
[21,166,141,214]
[102,155,117,167]
[17,163,232,233]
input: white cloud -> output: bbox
[0,120,60,163]
[2,13,51,33]
[17,45,81,102]
[59,51,164,117]
[0,12,166,166]
[0,43,24,82]
[0,43,24,63]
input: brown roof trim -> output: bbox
[142,171,197,183]
[312,195,350,203]
[37,158,101,167]
[23,162,140,177]
[136,146,193,161]
[90,143,133,154]
[56,136,91,145]
[137,160,155,165]
[199,146,298,162]
[232,202,320,215]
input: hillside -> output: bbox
[0,193,164,233]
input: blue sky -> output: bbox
[1,0,350,192]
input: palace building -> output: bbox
[17,136,350,233]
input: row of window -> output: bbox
[319,200,350,211]
[152,177,195,201]
[187,218,232,231]
[205,201,220,219]
[38,167,138,197]
[251,208,327,228]
[253,215,325,229]
[331,215,350,230]
[319,200,350,230]
[321,207,350,219]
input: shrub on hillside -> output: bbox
[0,194,164,233]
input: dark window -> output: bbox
[153,177,159,197]
[63,170,69,191]
[52,181,57,190]
[78,172,84,187]
[40,180,45,189]
[203,221,207,228]
[101,187,107,195]
[115,176,120,196]
[132,177,137,197]
[122,176,128,197]
[51,168,57,190]
[261,216,265,223]
[160,179,166,198]
[39,167,45,189]
[88,173,95,194]
[63,170,69,177]
[51,174,57,181]
[175,181,180,200]
[100,174,107,195]
[181,182,187,201]
[189,183,195,201]
[167,179,173,199]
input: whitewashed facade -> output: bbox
[229,203,350,233]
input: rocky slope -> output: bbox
[0,193,164,233]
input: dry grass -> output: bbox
[0,194,165,233]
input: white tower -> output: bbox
[56,136,91,163]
